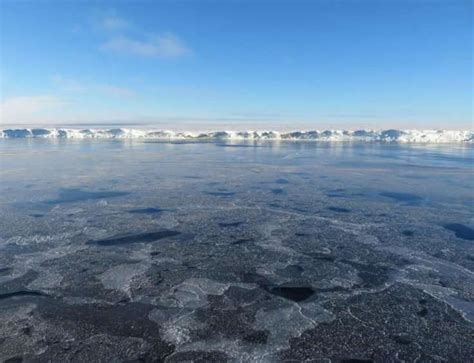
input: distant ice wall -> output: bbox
[1,128,473,143]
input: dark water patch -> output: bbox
[287,265,304,273]
[327,206,351,213]
[402,230,414,237]
[0,267,11,275]
[231,238,253,245]
[341,260,390,288]
[30,213,44,218]
[268,286,315,302]
[392,334,412,345]
[275,178,289,184]
[292,171,311,176]
[417,307,428,317]
[295,232,309,237]
[205,191,236,197]
[219,221,243,227]
[307,252,336,262]
[26,323,38,337]
[0,270,39,294]
[438,280,449,288]
[327,193,345,198]
[444,223,474,241]
[326,188,346,198]
[0,290,48,300]
[271,188,285,195]
[88,230,181,246]
[45,188,129,204]
[129,208,166,214]
[292,207,311,213]
[4,357,23,363]
[380,192,422,203]
[242,330,268,344]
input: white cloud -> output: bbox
[101,33,191,58]
[0,95,65,124]
[101,16,129,31]
[95,12,192,58]
[51,74,85,92]
[51,74,136,98]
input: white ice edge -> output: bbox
[1,128,473,143]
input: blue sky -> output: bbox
[0,0,472,128]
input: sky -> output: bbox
[0,0,472,129]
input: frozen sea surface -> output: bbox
[0,139,473,362]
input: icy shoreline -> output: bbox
[1,128,473,143]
